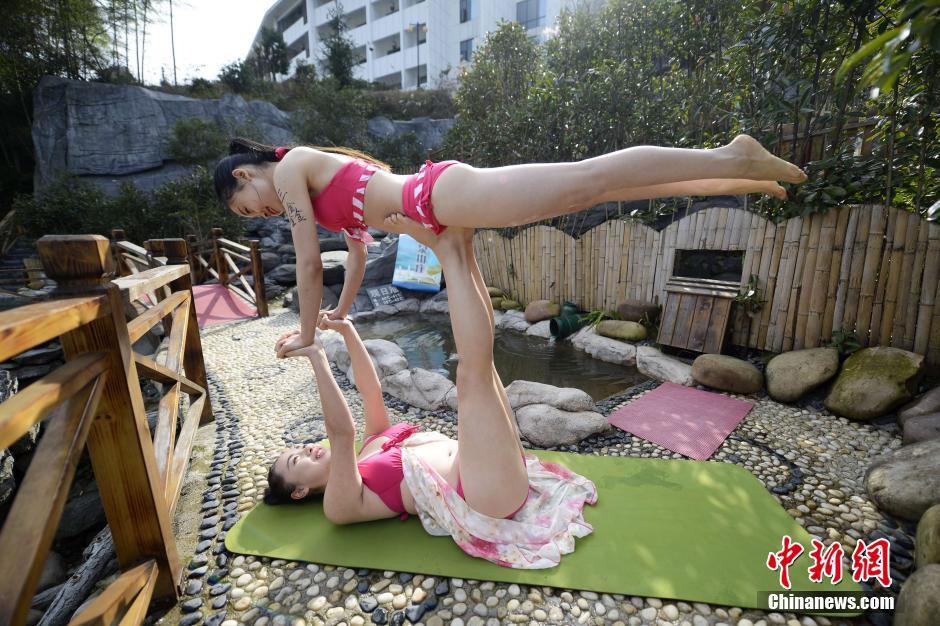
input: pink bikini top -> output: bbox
[310,159,378,244]
[357,423,421,514]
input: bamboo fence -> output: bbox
[472,204,940,366]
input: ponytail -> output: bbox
[214,137,391,205]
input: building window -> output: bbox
[459,38,473,62]
[459,0,472,23]
[516,0,546,31]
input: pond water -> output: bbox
[356,313,646,401]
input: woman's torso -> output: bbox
[297,149,407,232]
[356,425,458,516]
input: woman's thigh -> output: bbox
[431,162,595,229]
[455,373,528,518]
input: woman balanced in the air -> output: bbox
[214,136,805,356]
[267,226,596,568]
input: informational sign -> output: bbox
[367,284,406,308]
[392,234,443,293]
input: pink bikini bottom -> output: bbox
[401,159,461,235]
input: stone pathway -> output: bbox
[159,306,909,626]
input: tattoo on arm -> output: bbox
[277,188,307,227]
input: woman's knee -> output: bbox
[456,361,493,391]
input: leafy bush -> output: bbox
[372,132,426,172]
[15,169,242,243]
[167,118,229,166]
[367,89,455,119]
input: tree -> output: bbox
[252,27,289,81]
[321,4,356,87]
[219,60,258,93]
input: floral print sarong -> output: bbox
[400,433,597,569]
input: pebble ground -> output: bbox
[158,306,908,626]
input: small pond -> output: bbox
[356,313,647,401]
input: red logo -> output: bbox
[767,535,805,589]
[767,535,892,589]
[851,538,892,587]
[808,538,844,584]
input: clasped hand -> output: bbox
[274,309,351,359]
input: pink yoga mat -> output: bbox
[193,284,257,328]
[608,382,753,460]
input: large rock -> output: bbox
[515,404,609,447]
[637,346,694,386]
[381,368,455,410]
[0,451,13,509]
[260,251,281,272]
[691,354,764,395]
[498,299,522,311]
[898,385,940,425]
[765,347,840,402]
[33,76,294,195]
[902,412,940,445]
[37,551,66,592]
[915,504,940,569]
[865,437,940,521]
[570,326,636,366]
[524,300,560,323]
[55,487,106,540]
[616,299,660,323]
[420,289,449,314]
[495,310,530,333]
[361,237,398,288]
[893,565,940,626]
[321,251,347,287]
[267,264,297,286]
[525,320,553,339]
[366,116,455,152]
[596,320,646,342]
[337,339,408,383]
[504,380,595,413]
[286,286,339,314]
[825,347,924,421]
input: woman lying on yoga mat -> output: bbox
[214,136,806,357]
[264,226,597,569]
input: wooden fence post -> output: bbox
[36,234,182,598]
[185,234,200,283]
[110,228,127,275]
[249,240,269,317]
[211,228,228,286]
[160,238,213,424]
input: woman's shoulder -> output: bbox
[276,147,353,190]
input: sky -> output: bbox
[140,0,274,85]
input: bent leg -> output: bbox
[434,229,528,518]
[431,135,805,229]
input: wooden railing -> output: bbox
[110,229,153,277]
[187,227,268,317]
[0,258,44,294]
[0,235,213,625]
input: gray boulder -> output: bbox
[37,551,66,592]
[496,310,530,333]
[525,320,553,339]
[0,451,13,509]
[636,346,694,386]
[865,437,940,521]
[267,264,297,286]
[260,252,281,272]
[825,347,924,421]
[33,76,294,195]
[362,237,398,287]
[691,354,764,395]
[321,251,347,287]
[915,504,940,569]
[898,385,940,425]
[285,286,338,314]
[570,326,637,366]
[894,565,940,626]
[366,116,455,151]
[515,404,609,447]
[11,344,63,366]
[381,368,455,410]
[55,487,106,540]
[765,347,840,402]
[505,380,594,413]
[333,338,408,382]
[902,413,940,445]
[420,290,449,314]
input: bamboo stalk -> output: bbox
[870,207,899,345]
[783,217,810,351]
[916,223,940,356]
[857,205,886,345]
[795,213,822,349]
[806,210,837,347]
[907,220,931,351]
[892,210,921,349]
[823,207,851,341]
[832,207,860,333]
[759,223,786,350]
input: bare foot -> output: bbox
[724,135,807,184]
[383,213,439,248]
[754,180,788,200]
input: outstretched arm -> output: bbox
[276,332,367,522]
[318,315,390,440]
[275,156,323,355]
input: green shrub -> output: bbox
[367,89,455,119]
[167,118,229,166]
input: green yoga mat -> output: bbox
[226,452,862,615]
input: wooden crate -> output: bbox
[657,277,740,354]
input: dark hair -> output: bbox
[262,457,323,506]
[213,137,391,207]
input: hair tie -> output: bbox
[274,147,288,161]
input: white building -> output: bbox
[249,0,597,90]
